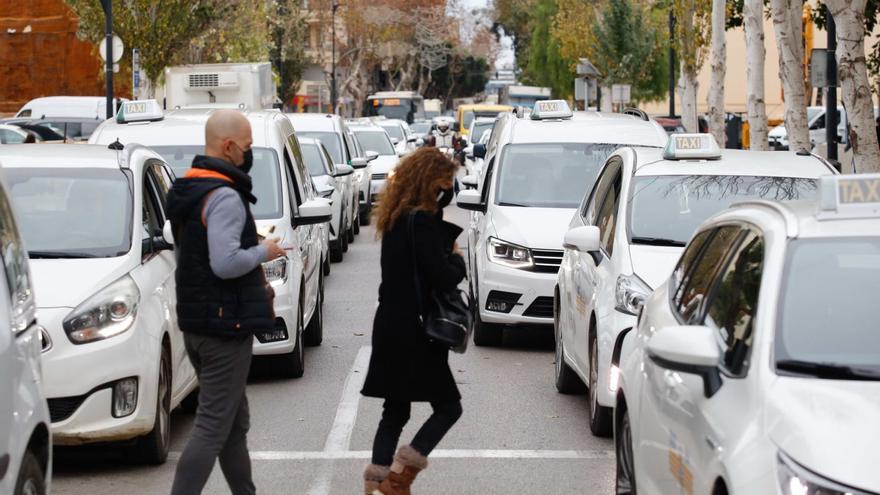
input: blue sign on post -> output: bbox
[132,48,141,98]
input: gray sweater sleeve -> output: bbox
[204,187,269,280]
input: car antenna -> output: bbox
[108,139,124,151]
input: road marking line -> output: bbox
[323,345,371,452]
[167,449,614,461]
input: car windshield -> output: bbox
[6,168,133,258]
[354,131,396,156]
[152,146,284,220]
[298,132,343,164]
[411,123,431,134]
[628,176,818,245]
[471,122,494,143]
[381,125,404,141]
[495,143,619,208]
[301,143,328,176]
[776,238,880,377]
[463,111,475,129]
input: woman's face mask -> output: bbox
[437,186,455,209]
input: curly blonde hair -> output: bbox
[373,147,458,236]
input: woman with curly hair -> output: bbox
[361,147,466,495]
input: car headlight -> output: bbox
[615,274,651,316]
[777,451,868,495]
[487,237,533,269]
[263,257,288,286]
[63,275,140,344]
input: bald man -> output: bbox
[166,110,284,495]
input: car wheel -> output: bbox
[341,227,349,253]
[353,209,361,235]
[304,274,324,346]
[359,202,371,226]
[275,299,305,378]
[588,334,613,437]
[554,310,586,394]
[323,255,331,276]
[330,238,343,262]
[472,288,503,346]
[14,451,45,495]
[346,218,355,243]
[615,406,637,494]
[137,345,171,464]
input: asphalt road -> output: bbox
[51,205,614,495]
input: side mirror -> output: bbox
[473,144,487,159]
[350,157,368,169]
[365,151,380,162]
[461,174,478,189]
[456,189,486,212]
[647,325,723,398]
[416,138,425,147]
[407,135,418,143]
[162,220,175,245]
[391,137,400,145]
[334,164,354,177]
[563,226,601,252]
[294,198,333,226]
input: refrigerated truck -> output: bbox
[500,85,551,109]
[161,62,277,111]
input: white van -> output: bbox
[768,106,845,150]
[13,96,120,120]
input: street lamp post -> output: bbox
[101,0,114,119]
[668,9,676,118]
[826,9,838,161]
[331,0,339,114]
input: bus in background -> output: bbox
[500,85,551,109]
[424,99,443,120]
[456,103,513,138]
[364,91,426,124]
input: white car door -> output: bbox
[469,156,496,290]
[285,134,320,315]
[637,225,743,492]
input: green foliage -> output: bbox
[268,0,310,105]
[672,0,711,78]
[491,0,535,71]
[590,0,669,102]
[522,0,572,98]
[424,50,490,101]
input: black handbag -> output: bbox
[408,213,473,353]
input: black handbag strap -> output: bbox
[407,212,425,323]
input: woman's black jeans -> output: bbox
[371,400,463,465]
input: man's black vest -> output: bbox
[166,155,274,339]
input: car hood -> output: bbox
[256,219,293,247]
[489,206,575,250]
[628,245,684,289]
[31,257,132,309]
[766,376,880,492]
[370,155,399,174]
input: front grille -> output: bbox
[254,318,289,344]
[371,173,387,181]
[523,296,554,318]
[531,249,564,273]
[48,395,88,423]
[188,73,219,88]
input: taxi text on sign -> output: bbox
[675,136,703,150]
[838,177,880,204]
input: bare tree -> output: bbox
[744,0,769,150]
[708,0,727,146]
[824,0,880,172]
[673,0,710,133]
[770,0,810,152]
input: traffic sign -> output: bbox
[99,35,124,63]
[612,84,631,104]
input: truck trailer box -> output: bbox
[161,63,277,110]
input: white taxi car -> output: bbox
[0,169,52,494]
[556,134,838,437]
[456,100,668,346]
[300,137,355,263]
[287,113,373,229]
[613,174,880,495]
[0,143,197,463]
[91,101,331,375]
[350,124,399,204]
[377,118,417,156]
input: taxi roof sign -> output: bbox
[662,133,721,160]
[116,99,164,124]
[530,100,573,120]
[818,174,880,219]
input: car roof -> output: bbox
[459,104,513,112]
[631,147,836,178]
[378,119,406,127]
[285,113,343,132]
[298,137,319,146]
[349,125,385,133]
[0,143,126,169]
[502,112,668,147]
[91,108,287,147]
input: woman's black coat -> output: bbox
[361,209,466,402]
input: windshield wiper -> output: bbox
[776,359,880,380]
[28,251,99,259]
[631,236,686,247]
[497,201,529,207]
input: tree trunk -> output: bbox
[680,64,699,132]
[708,0,727,146]
[744,0,769,150]
[825,0,880,173]
[770,0,810,151]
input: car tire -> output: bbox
[323,255,331,276]
[14,451,45,495]
[472,291,503,347]
[137,345,171,464]
[341,227,349,253]
[304,274,324,347]
[275,300,305,378]
[615,405,637,494]
[346,218,355,243]
[359,202,371,226]
[179,388,199,414]
[588,334,613,437]
[554,313,586,394]
[353,210,361,235]
[330,238,343,263]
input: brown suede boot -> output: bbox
[372,445,429,495]
[364,464,390,495]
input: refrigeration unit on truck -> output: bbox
[161,62,277,110]
[500,85,551,109]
